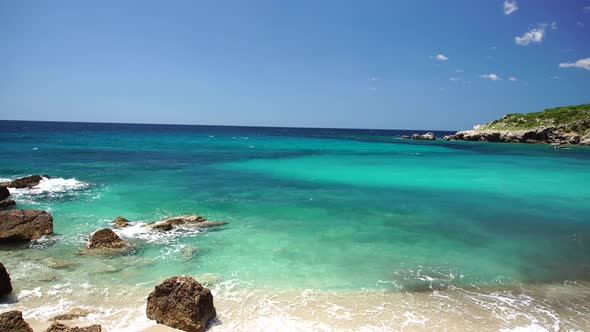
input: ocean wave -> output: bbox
[6,176,91,203]
[114,222,202,245]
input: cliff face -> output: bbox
[444,104,590,145]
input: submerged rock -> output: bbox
[44,322,101,332]
[0,310,33,332]
[0,199,16,209]
[0,263,12,296]
[0,175,48,189]
[50,308,92,321]
[149,215,227,231]
[112,216,130,228]
[0,187,9,201]
[87,228,132,251]
[0,210,53,242]
[146,276,216,332]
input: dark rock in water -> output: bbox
[402,132,436,140]
[0,210,53,242]
[0,175,48,189]
[0,310,33,332]
[50,308,92,321]
[0,199,16,209]
[87,228,131,251]
[0,263,12,296]
[146,276,216,332]
[149,215,227,232]
[44,322,101,332]
[0,187,9,201]
[112,216,130,228]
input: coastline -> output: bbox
[9,281,590,331]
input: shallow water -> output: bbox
[1,121,589,331]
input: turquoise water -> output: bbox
[1,121,590,330]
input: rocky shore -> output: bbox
[0,174,225,332]
[443,104,590,145]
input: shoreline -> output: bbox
[4,280,590,331]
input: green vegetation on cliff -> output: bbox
[483,103,590,134]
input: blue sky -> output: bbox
[1,0,589,130]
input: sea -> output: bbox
[0,120,589,331]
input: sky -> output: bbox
[1,0,589,130]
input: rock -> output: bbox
[0,310,33,332]
[42,258,77,270]
[87,229,131,251]
[580,133,590,146]
[148,215,227,232]
[0,210,53,242]
[0,263,12,296]
[402,132,436,140]
[1,175,48,189]
[146,276,216,332]
[112,216,130,228]
[44,322,101,332]
[0,187,9,201]
[0,199,16,209]
[50,308,92,321]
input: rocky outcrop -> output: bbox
[0,175,48,189]
[0,310,33,332]
[148,215,227,231]
[401,132,436,140]
[112,216,130,228]
[87,229,131,251]
[44,322,101,332]
[444,108,590,145]
[146,276,216,332]
[0,210,53,242]
[444,126,586,144]
[0,187,9,201]
[0,200,16,209]
[0,263,12,296]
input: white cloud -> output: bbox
[577,21,585,28]
[515,24,547,46]
[449,77,461,81]
[504,1,519,15]
[481,74,501,81]
[432,54,449,61]
[508,76,518,81]
[551,21,558,30]
[559,57,590,71]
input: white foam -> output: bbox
[6,177,90,203]
[500,324,550,332]
[114,222,202,244]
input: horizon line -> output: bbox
[0,119,459,133]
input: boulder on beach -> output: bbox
[0,175,48,189]
[0,210,53,242]
[112,216,130,228]
[149,215,227,232]
[0,310,33,332]
[0,263,13,296]
[146,276,216,332]
[0,187,9,201]
[87,228,132,251]
[0,199,16,209]
[44,322,101,332]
